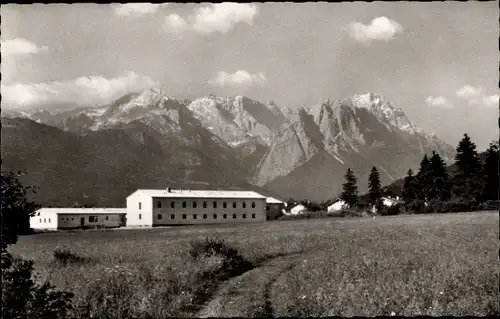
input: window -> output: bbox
[213,214,217,219]
[242,202,246,208]
[139,202,142,210]
[171,202,175,208]
[252,202,256,208]
[203,214,207,219]
[40,218,42,223]
[157,201,162,208]
[203,202,207,208]
[223,214,227,219]
[242,214,246,219]
[89,216,98,223]
[139,214,142,220]
[182,214,186,219]
[266,206,270,211]
[193,214,197,219]
[171,214,175,219]
[37,212,40,216]
[72,218,74,221]
[223,202,227,208]
[233,214,236,219]
[213,202,217,208]
[182,201,187,208]
[252,214,256,219]
[193,201,197,208]
[158,214,162,220]
[106,216,109,220]
[44,218,46,223]
[233,202,236,208]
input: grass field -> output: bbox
[11,211,499,317]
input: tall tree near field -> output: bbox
[368,166,382,205]
[340,168,358,207]
[480,141,499,202]
[428,151,450,201]
[415,154,432,200]
[453,133,481,201]
[402,168,417,205]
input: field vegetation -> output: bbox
[10,211,499,317]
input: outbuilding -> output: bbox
[30,208,127,230]
[266,197,285,220]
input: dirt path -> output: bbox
[195,254,300,318]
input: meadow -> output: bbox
[11,211,499,317]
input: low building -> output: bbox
[289,204,307,215]
[30,208,126,230]
[327,199,348,212]
[266,197,285,220]
[126,188,267,227]
[381,196,404,207]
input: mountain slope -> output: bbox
[256,93,455,202]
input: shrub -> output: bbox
[53,247,90,266]
[479,200,499,211]
[379,204,404,216]
[2,252,74,318]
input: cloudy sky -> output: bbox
[1,2,498,149]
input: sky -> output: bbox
[1,2,498,150]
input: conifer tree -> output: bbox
[480,141,499,202]
[402,168,416,205]
[428,151,450,201]
[340,168,358,207]
[415,154,432,201]
[368,166,381,205]
[453,134,481,201]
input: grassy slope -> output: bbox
[11,211,499,317]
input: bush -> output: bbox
[2,252,74,318]
[189,237,254,276]
[53,247,90,266]
[379,204,404,216]
[406,199,427,213]
[480,200,500,211]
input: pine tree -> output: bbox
[415,154,432,201]
[368,166,381,205]
[480,141,499,202]
[340,168,358,207]
[402,168,416,205]
[453,134,481,201]
[428,151,450,201]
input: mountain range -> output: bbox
[1,89,455,206]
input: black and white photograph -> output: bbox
[1,2,498,317]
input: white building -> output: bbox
[30,208,126,230]
[289,204,307,215]
[126,188,267,227]
[381,196,403,207]
[327,199,348,212]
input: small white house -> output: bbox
[381,196,403,207]
[290,204,307,215]
[30,208,127,230]
[327,199,348,212]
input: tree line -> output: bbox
[340,134,499,214]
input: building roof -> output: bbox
[130,189,267,199]
[266,197,284,204]
[35,208,126,215]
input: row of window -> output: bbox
[39,218,51,223]
[138,213,257,220]
[139,201,258,210]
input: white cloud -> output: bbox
[163,14,188,32]
[163,3,258,35]
[456,85,482,99]
[209,70,267,88]
[1,38,48,56]
[426,96,453,108]
[1,71,158,109]
[114,3,169,17]
[456,85,498,107]
[482,94,499,108]
[348,17,403,44]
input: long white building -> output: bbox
[30,208,126,230]
[126,188,267,227]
